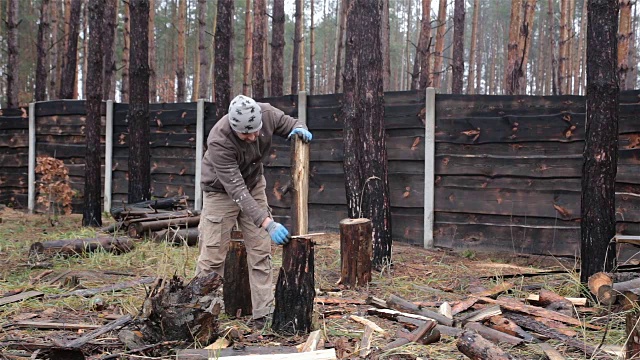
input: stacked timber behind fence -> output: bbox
[0,106,29,207]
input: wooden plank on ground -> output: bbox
[9,321,103,330]
[0,291,44,306]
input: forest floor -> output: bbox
[0,207,630,359]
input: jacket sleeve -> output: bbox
[269,106,308,138]
[207,140,270,227]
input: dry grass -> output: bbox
[0,208,630,359]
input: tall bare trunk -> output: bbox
[6,0,19,107]
[476,13,483,94]
[176,0,186,101]
[431,0,447,89]
[381,0,390,90]
[489,20,497,94]
[271,0,285,96]
[103,0,118,100]
[49,0,59,100]
[321,0,329,93]
[404,0,412,90]
[81,2,88,99]
[566,0,576,93]
[619,0,632,89]
[334,0,348,93]
[577,0,588,94]
[291,0,303,94]
[518,0,537,93]
[215,0,233,121]
[298,4,305,92]
[505,0,522,94]
[122,3,131,102]
[309,0,315,95]
[59,0,82,99]
[242,0,252,95]
[416,0,432,89]
[262,3,270,97]
[467,0,479,94]
[252,0,265,98]
[149,0,157,102]
[548,0,557,94]
[451,0,465,94]
[36,0,51,102]
[558,0,568,94]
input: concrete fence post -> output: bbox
[423,88,436,248]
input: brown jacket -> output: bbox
[201,103,305,226]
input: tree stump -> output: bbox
[339,218,372,287]
[223,235,252,317]
[272,237,315,335]
[138,272,223,345]
[627,311,640,359]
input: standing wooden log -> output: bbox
[223,238,252,317]
[627,311,640,359]
[456,330,523,360]
[339,218,372,287]
[291,128,309,235]
[272,237,315,335]
[29,237,134,257]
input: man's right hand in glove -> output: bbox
[265,220,290,245]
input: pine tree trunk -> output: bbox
[48,0,59,100]
[102,0,118,100]
[270,0,285,96]
[381,0,390,90]
[176,0,186,101]
[342,0,392,268]
[505,0,522,95]
[36,0,50,102]
[489,20,496,94]
[431,0,447,89]
[517,0,537,94]
[618,0,632,90]
[476,12,483,94]
[451,0,465,94]
[404,0,412,90]
[334,0,348,93]
[252,0,265,98]
[298,4,305,92]
[320,0,329,93]
[548,0,557,95]
[291,0,302,94]
[467,0,479,94]
[416,0,431,89]
[242,0,252,95]
[58,0,82,100]
[215,0,233,121]
[558,0,568,94]
[166,0,176,102]
[263,4,270,97]
[6,0,19,107]
[81,3,88,99]
[149,0,157,102]
[580,0,619,284]
[566,0,576,93]
[84,0,105,227]
[122,4,131,102]
[127,0,151,204]
[309,0,315,95]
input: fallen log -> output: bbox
[127,216,200,238]
[110,196,188,220]
[386,294,454,326]
[272,237,315,335]
[223,239,252,317]
[138,273,223,344]
[381,320,438,351]
[151,228,199,246]
[0,291,43,306]
[64,315,133,348]
[339,218,372,288]
[456,330,523,360]
[526,293,586,307]
[487,315,535,342]
[459,305,502,325]
[502,311,601,357]
[587,272,617,306]
[46,277,156,299]
[29,237,134,257]
[8,321,103,330]
[462,322,523,346]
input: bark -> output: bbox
[242,0,252,95]
[518,0,538,93]
[381,0,390,90]
[6,0,19,107]
[214,0,233,121]
[339,218,372,287]
[291,0,303,94]
[176,0,186,101]
[456,331,523,360]
[223,240,252,317]
[578,0,588,94]
[417,0,432,89]
[35,0,51,102]
[451,0,465,94]
[467,0,479,94]
[149,0,157,102]
[102,0,118,100]
[558,0,568,94]
[270,0,285,96]
[128,0,151,203]
[58,0,82,99]
[262,3,270,97]
[580,0,619,283]
[122,4,131,102]
[404,0,412,90]
[151,227,198,245]
[431,0,447,89]
[83,0,105,227]
[386,294,454,326]
[29,237,134,257]
[567,0,576,93]
[549,0,558,95]
[627,311,640,359]
[272,239,315,335]
[342,0,392,267]
[505,0,522,94]
[81,3,88,99]
[309,0,315,95]
[334,0,348,93]
[252,0,265,98]
[49,0,59,99]
[619,0,632,89]
[127,216,200,238]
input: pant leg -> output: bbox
[237,176,274,319]
[196,191,240,277]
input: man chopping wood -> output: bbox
[197,94,312,326]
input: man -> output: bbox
[197,94,312,325]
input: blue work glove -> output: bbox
[265,221,290,245]
[287,127,313,143]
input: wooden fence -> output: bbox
[2,90,640,258]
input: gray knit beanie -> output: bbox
[228,95,263,134]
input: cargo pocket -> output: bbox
[202,216,223,248]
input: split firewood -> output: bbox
[532,316,578,337]
[365,296,388,309]
[298,330,323,352]
[459,305,502,325]
[487,315,535,342]
[526,292,587,307]
[386,294,454,326]
[0,290,43,306]
[381,319,438,351]
[462,322,523,346]
[502,311,601,357]
[358,325,374,358]
[587,272,617,305]
[367,308,460,337]
[46,277,156,299]
[29,237,134,258]
[531,342,566,360]
[349,315,387,335]
[472,282,514,299]
[456,330,523,360]
[439,302,453,319]
[451,298,479,316]
[316,297,365,305]
[476,296,600,330]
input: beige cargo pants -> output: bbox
[196,176,274,319]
